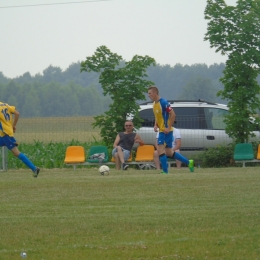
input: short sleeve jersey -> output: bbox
[0,102,16,137]
[153,98,173,132]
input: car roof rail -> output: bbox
[139,99,217,105]
[197,99,218,105]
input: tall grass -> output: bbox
[7,140,110,169]
[0,168,259,259]
[5,116,105,169]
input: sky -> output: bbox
[0,0,238,78]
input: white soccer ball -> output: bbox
[21,252,27,258]
[99,165,110,175]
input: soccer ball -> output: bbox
[20,252,27,258]
[99,165,110,175]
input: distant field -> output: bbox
[1,167,259,259]
[15,116,101,143]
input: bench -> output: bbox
[233,143,260,167]
[64,145,177,171]
[234,159,260,167]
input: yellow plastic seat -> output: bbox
[135,145,155,162]
[64,146,85,164]
[257,144,260,160]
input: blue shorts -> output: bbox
[0,135,18,150]
[158,131,173,149]
[112,147,130,161]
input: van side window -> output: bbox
[173,107,200,129]
[203,108,228,130]
[139,109,155,127]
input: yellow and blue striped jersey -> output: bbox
[153,98,173,132]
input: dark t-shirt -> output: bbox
[118,132,136,152]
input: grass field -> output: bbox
[1,167,260,259]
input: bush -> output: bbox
[199,141,260,168]
[199,143,236,168]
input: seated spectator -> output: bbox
[154,127,182,169]
[112,121,144,170]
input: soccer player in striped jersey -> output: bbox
[0,102,40,177]
[147,86,194,174]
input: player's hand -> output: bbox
[13,126,16,133]
[164,128,170,134]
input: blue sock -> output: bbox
[172,152,189,165]
[159,154,168,173]
[18,153,36,171]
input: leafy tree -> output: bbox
[58,86,80,116]
[22,89,41,117]
[63,62,100,88]
[16,72,32,84]
[77,85,103,115]
[7,96,18,109]
[42,65,63,83]
[205,0,260,143]
[178,76,217,102]
[38,82,61,116]
[81,45,155,145]
[0,72,9,84]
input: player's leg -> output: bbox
[122,149,130,170]
[176,155,182,169]
[11,146,40,176]
[3,135,40,177]
[165,148,182,169]
[174,150,182,169]
[168,148,194,172]
[112,148,121,170]
[116,146,125,165]
[158,132,175,174]
[153,150,161,170]
[157,132,168,173]
[159,153,168,173]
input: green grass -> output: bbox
[1,167,260,259]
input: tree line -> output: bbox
[1,62,259,118]
[0,80,111,117]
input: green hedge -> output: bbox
[199,141,260,168]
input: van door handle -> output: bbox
[207,136,215,140]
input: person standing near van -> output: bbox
[147,86,194,174]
